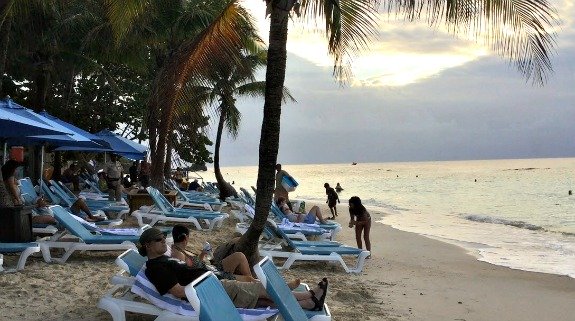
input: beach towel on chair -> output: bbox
[131,268,278,320]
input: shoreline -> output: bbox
[306,201,575,321]
[1,201,573,321]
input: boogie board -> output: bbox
[281,176,298,192]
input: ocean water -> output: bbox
[204,158,575,278]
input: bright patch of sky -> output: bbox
[217,1,575,166]
[243,1,491,87]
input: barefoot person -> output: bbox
[276,197,329,224]
[138,228,329,310]
[348,196,371,257]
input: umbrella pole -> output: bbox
[39,145,45,196]
[2,141,6,164]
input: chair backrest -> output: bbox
[185,271,244,321]
[18,178,39,204]
[40,181,69,206]
[83,177,105,195]
[265,220,297,249]
[117,249,147,276]
[50,205,95,241]
[146,187,176,213]
[270,202,287,221]
[239,188,255,205]
[54,180,77,199]
[50,180,77,202]
[253,256,309,321]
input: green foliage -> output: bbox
[173,114,214,167]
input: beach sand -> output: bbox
[1,201,574,321]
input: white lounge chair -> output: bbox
[0,242,41,272]
[254,256,331,321]
[259,220,370,273]
[131,187,227,231]
[39,205,139,263]
[98,249,278,321]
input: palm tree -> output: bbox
[229,0,559,264]
[104,0,261,189]
[188,47,295,200]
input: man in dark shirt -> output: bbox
[138,228,327,310]
[129,162,138,185]
[324,183,340,219]
[187,179,201,191]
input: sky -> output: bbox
[211,1,575,167]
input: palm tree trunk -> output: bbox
[164,133,173,180]
[214,105,233,200]
[234,1,293,264]
[0,14,12,95]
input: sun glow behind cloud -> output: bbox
[242,1,573,88]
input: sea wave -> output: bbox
[463,214,545,231]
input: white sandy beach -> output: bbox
[1,201,574,321]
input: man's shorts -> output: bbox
[220,279,263,308]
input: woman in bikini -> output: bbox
[170,224,256,282]
[348,196,372,258]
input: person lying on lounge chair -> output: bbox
[170,224,257,283]
[139,228,329,311]
[41,180,105,222]
[276,197,329,224]
[31,196,57,225]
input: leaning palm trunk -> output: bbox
[233,2,292,264]
[213,105,235,200]
[0,14,12,94]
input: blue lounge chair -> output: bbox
[40,205,139,263]
[253,256,331,321]
[259,220,370,273]
[98,249,278,321]
[172,188,227,212]
[132,187,227,231]
[39,179,127,221]
[0,242,41,272]
[270,203,342,235]
[184,271,244,321]
[237,204,332,241]
[48,179,129,218]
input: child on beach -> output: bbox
[348,196,371,257]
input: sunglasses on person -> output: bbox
[151,235,166,243]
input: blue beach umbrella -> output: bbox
[1,99,99,148]
[0,98,73,138]
[95,129,148,160]
[38,111,112,152]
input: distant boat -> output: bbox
[352,162,357,165]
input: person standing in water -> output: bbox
[335,183,343,192]
[324,183,340,219]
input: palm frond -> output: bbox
[386,0,559,85]
[299,0,381,81]
[151,1,259,148]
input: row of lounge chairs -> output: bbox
[2,178,366,320]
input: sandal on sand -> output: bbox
[309,278,328,311]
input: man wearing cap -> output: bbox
[138,228,327,310]
[105,154,123,201]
